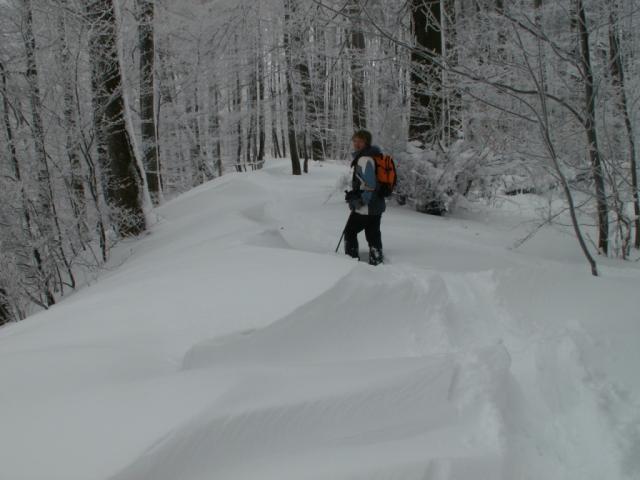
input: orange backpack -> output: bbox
[373,154,397,198]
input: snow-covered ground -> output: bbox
[1,159,639,480]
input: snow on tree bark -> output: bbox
[87,0,146,237]
[137,0,161,204]
[409,0,443,145]
[576,0,609,255]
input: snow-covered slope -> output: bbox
[1,159,638,480]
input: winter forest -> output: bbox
[0,0,639,319]
[0,0,640,322]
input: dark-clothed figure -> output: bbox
[344,130,385,265]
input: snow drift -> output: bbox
[0,159,638,480]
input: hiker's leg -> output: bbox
[344,213,365,259]
[364,214,383,250]
[365,215,384,265]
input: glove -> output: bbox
[345,190,363,211]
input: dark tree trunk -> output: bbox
[87,0,146,237]
[1,62,21,193]
[443,0,461,144]
[247,59,258,168]
[285,65,301,175]
[277,67,288,159]
[347,0,367,130]
[87,44,110,262]
[608,6,639,249]
[82,147,108,262]
[209,85,223,177]
[215,88,223,177]
[297,47,312,173]
[301,132,309,173]
[270,82,282,158]
[284,0,302,175]
[256,28,266,164]
[58,2,88,239]
[269,67,282,158]
[23,0,52,219]
[0,288,12,326]
[409,0,443,145]
[258,67,266,163]
[137,0,161,203]
[188,88,210,184]
[297,23,324,162]
[577,0,608,255]
[312,20,327,161]
[235,71,244,172]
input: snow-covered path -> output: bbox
[1,159,639,480]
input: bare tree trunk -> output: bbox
[137,0,161,203]
[296,35,312,173]
[87,0,146,237]
[301,132,309,173]
[258,64,266,163]
[208,85,223,177]
[442,0,461,144]
[87,26,112,262]
[608,4,639,249]
[310,20,326,161]
[187,88,210,184]
[23,0,52,220]
[409,0,443,145]
[270,72,282,158]
[81,146,108,262]
[235,70,244,172]
[214,87,223,177]
[0,288,12,325]
[576,0,609,255]
[58,1,88,240]
[284,0,302,175]
[257,26,266,164]
[297,21,323,162]
[279,69,288,159]
[346,0,367,130]
[247,56,258,168]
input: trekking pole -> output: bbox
[335,230,346,253]
[335,213,352,253]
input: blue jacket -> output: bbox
[351,145,386,216]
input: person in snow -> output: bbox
[344,130,385,265]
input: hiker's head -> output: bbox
[352,130,372,151]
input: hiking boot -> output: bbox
[345,241,360,260]
[369,247,384,266]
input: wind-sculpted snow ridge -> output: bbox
[113,263,638,480]
[114,349,514,480]
[112,267,522,480]
[183,267,507,367]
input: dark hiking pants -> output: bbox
[344,212,382,259]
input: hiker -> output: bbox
[344,130,387,265]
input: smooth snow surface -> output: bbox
[1,160,639,480]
